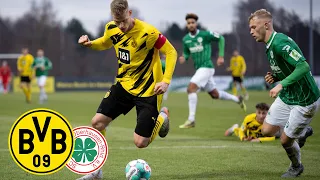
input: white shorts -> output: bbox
[190,68,216,92]
[37,76,47,87]
[266,97,320,138]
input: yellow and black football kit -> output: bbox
[229,55,247,95]
[229,55,246,82]
[17,53,34,102]
[17,53,34,83]
[234,113,275,142]
[90,19,177,138]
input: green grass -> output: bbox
[0,91,319,180]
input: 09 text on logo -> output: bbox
[8,109,74,175]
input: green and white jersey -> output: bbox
[182,29,225,70]
[266,32,320,106]
[32,57,52,77]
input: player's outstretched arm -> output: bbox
[79,31,112,51]
[256,136,276,142]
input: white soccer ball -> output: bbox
[125,159,151,180]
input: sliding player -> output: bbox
[225,103,276,142]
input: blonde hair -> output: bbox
[248,9,272,22]
[110,0,129,16]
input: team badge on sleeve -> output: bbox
[289,49,302,61]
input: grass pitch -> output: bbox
[0,91,319,180]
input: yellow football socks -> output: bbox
[232,85,237,96]
[149,114,164,144]
[26,88,31,102]
[22,86,31,102]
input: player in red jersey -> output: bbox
[0,61,11,94]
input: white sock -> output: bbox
[284,141,301,168]
[218,90,239,103]
[39,87,46,100]
[188,93,197,122]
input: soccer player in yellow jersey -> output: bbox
[77,0,177,179]
[17,48,34,103]
[227,50,248,99]
[225,103,277,142]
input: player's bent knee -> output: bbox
[133,133,149,148]
[134,138,149,148]
[280,133,294,147]
[208,89,219,99]
[91,113,112,131]
[187,83,198,94]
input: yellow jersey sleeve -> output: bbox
[147,27,177,84]
[90,22,114,50]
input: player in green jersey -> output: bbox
[249,9,320,178]
[32,49,52,104]
[179,13,246,129]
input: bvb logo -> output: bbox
[8,108,74,175]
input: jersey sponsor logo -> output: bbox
[8,108,74,175]
[118,48,130,64]
[289,49,302,61]
[185,40,192,43]
[269,58,282,74]
[189,45,204,53]
[66,126,108,175]
[270,50,274,59]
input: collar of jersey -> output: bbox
[189,29,200,38]
[266,31,277,49]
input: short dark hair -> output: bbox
[185,13,198,21]
[255,103,269,111]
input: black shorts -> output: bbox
[232,76,243,83]
[97,82,162,138]
[20,76,31,83]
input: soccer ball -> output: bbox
[125,159,151,180]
